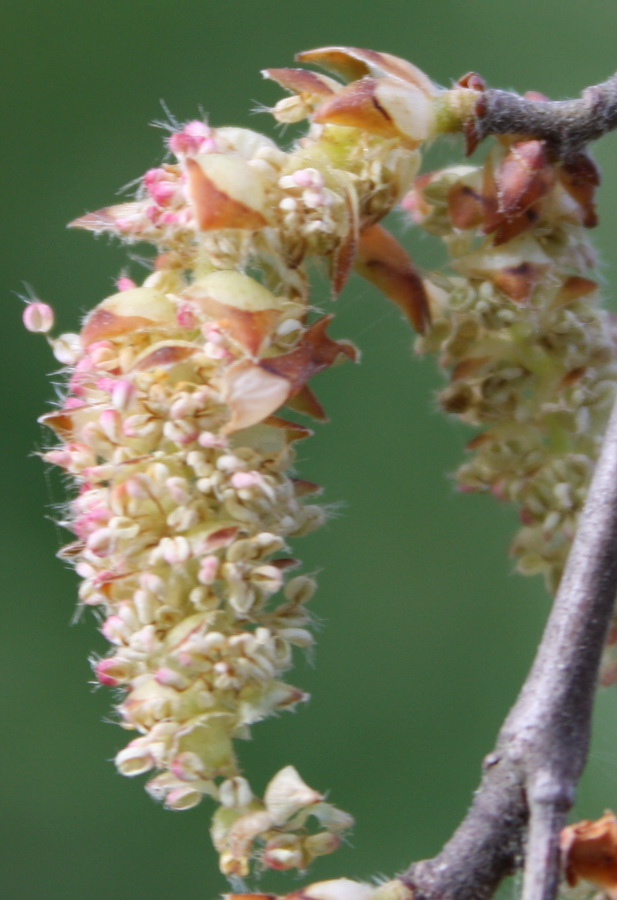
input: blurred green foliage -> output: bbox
[3,2,617,897]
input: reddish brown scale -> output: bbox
[81,308,155,347]
[456,72,487,92]
[183,289,281,356]
[448,183,485,229]
[451,357,491,381]
[185,158,268,231]
[561,812,617,891]
[492,262,548,302]
[259,316,358,395]
[494,140,555,220]
[559,152,601,228]
[133,344,196,370]
[556,276,598,304]
[262,67,338,97]
[312,78,400,138]
[286,385,328,421]
[297,45,436,94]
[561,367,587,386]
[463,118,481,156]
[330,215,359,297]
[262,415,314,441]
[355,224,431,333]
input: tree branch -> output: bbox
[401,387,617,900]
[443,73,617,159]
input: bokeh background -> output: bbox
[3,2,617,898]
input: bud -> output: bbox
[264,766,323,825]
[23,301,54,333]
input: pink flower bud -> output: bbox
[155,667,190,690]
[101,615,131,645]
[51,332,81,365]
[292,167,324,189]
[168,121,215,156]
[99,409,122,443]
[198,555,219,585]
[231,471,263,490]
[176,303,197,328]
[23,301,54,333]
[95,657,131,686]
[164,786,203,810]
[111,379,137,411]
[115,275,137,291]
[115,742,155,777]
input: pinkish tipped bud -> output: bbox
[95,656,130,686]
[111,379,137,411]
[170,751,207,781]
[115,275,137,292]
[155,667,191,690]
[168,120,215,157]
[231,471,264,490]
[99,408,122,443]
[304,831,341,857]
[176,302,197,328]
[198,555,219,585]
[218,776,253,808]
[164,785,204,810]
[23,301,54,333]
[50,332,82,365]
[115,742,155,776]
[263,834,304,870]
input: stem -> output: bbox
[443,73,617,158]
[402,390,617,900]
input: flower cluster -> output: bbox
[407,136,617,593]
[29,47,438,877]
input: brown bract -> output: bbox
[491,262,549,303]
[559,152,600,228]
[481,140,554,245]
[68,202,143,233]
[259,316,358,394]
[312,77,433,147]
[561,812,617,895]
[185,157,269,231]
[356,224,430,332]
[181,289,281,357]
[81,307,156,346]
[296,46,437,95]
[262,68,340,98]
[494,140,555,221]
[222,318,357,433]
[448,183,485,230]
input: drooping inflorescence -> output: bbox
[27,48,437,878]
[27,46,617,893]
[407,134,617,599]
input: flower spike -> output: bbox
[32,45,440,879]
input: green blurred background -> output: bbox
[3,2,617,897]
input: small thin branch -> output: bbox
[479,77,617,156]
[444,73,617,159]
[402,389,617,900]
[521,771,568,900]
